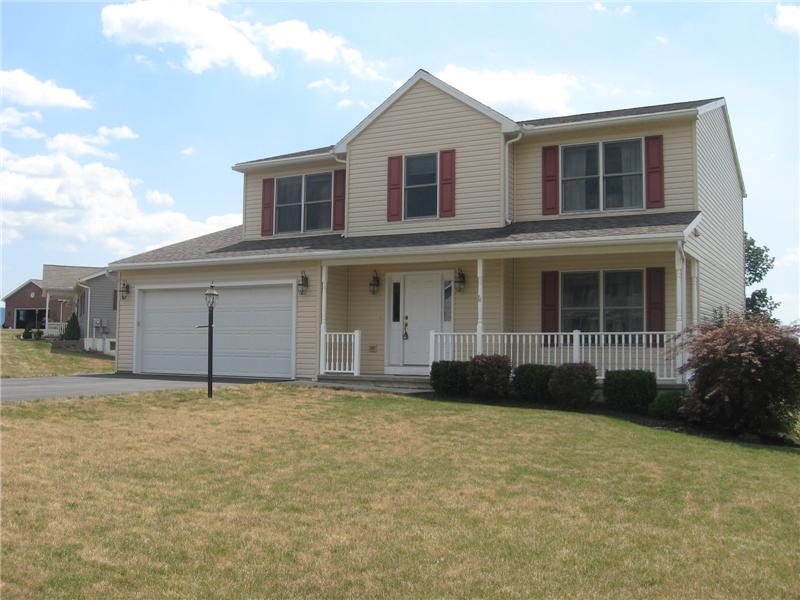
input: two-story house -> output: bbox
[110,70,745,383]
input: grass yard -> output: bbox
[2,384,798,599]
[0,329,115,378]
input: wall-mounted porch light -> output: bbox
[454,268,466,293]
[297,271,309,295]
[120,281,130,300]
[369,270,381,295]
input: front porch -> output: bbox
[318,244,697,383]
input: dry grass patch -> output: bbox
[0,329,114,378]
[2,384,799,598]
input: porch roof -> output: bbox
[41,264,102,293]
[111,211,699,269]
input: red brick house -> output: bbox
[2,279,74,329]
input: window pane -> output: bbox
[604,140,641,175]
[405,154,437,186]
[603,308,643,332]
[562,273,599,308]
[562,178,600,212]
[443,281,452,322]
[562,144,598,178]
[405,186,437,218]
[604,175,643,209]
[276,176,302,206]
[305,201,331,231]
[392,282,400,322]
[276,205,301,233]
[561,309,600,332]
[604,271,643,307]
[305,172,331,204]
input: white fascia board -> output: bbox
[77,269,112,283]
[1,279,39,301]
[521,108,699,135]
[682,212,703,238]
[231,152,337,173]
[111,230,686,271]
[333,70,520,154]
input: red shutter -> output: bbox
[261,178,275,236]
[112,290,118,311]
[541,271,559,332]
[387,156,403,221]
[542,145,559,215]
[439,149,455,217]
[333,169,346,230]
[646,267,666,331]
[645,135,664,209]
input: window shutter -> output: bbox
[333,169,346,230]
[112,290,118,311]
[542,146,559,215]
[387,156,403,221]
[541,271,559,332]
[645,136,664,208]
[439,149,456,217]
[261,178,275,236]
[646,267,666,331]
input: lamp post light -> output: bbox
[204,283,219,398]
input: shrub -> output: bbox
[63,313,81,341]
[467,354,511,400]
[548,363,597,407]
[512,364,556,403]
[21,327,32,340]
[603,370,658,414]
[430,361,470,397]
[33,329,43,340]
[648,390,683,420]
[679,313,800,436]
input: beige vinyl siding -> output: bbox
[686,107,745,319]
[346,79,505,236]
[116,261,321,378]
[514,120,697,221]
[503,258,515,331]
[326,266,349,332]
[513,252,678,332]
[242,159,342,241]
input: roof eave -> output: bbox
[232,152,338,173]
[520,107,700,134]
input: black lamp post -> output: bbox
[204,283,219,398]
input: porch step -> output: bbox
[317,374,432,393]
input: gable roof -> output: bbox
[332,69,520,154]
[2,278,44,301]
[41,264,103,292]
[232,145,335,172]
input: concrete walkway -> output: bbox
[0,373,260,402]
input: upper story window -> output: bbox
[561,139,643,213]
[404,153,438,219]
[561,270,644,332]
[275,172,332,234]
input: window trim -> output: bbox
[559,137,646,215]
[402,151,440,221]
[558,268,647,333]
[273,171,334,235]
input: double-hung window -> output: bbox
[561,139,643,213]
[275,172,332,234]
[560,270,644,332]
[404,153,438,218]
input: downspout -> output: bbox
[77,282,91,350]
[504,131,523,224]
[331,151,348,235]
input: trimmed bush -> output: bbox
[548,363,597,407]
[21,327,32,340]
[648,390,683,420]
[467,354,511,400]
[62,313,81,341]
[512,364,556,403]
[603,370,658,414]
[430,361,470,397]
[679,313,800,436]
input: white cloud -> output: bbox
[617,5,632,15]
[98,125,138,140]
[336,99,354,109]
[101,0,274,77]
[436,64,580,117]
[145,189,175,206]
[44,125,138,159]
[0,107,45,139]
[591,2,608,12]
[180,146,196,156]
[656,35,669,45]
[774,4,800,34]
[307,78,349,93]
[777,247,800,267]
[0,69,92,108]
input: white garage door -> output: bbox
[137,285,293,378]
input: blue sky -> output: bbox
[2,1,798,322]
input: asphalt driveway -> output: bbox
[0,374,265,402]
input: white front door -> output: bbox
[386,271,453,373]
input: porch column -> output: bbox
[476,257,484,354]
[45,292,50,331]
[319,264,328,376]
[675,247,687,382]
[691,259,699,325]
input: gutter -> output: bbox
[77,282,90,342]
[504,132,522,224]
[520,108,699,134]
[232,152,335,173]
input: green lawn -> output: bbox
[2,384,798,598]
[0,329,115,378]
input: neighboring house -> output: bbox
[110,69,745,383]
[2,279,73,329]
[74,270,119,355]
[40,264,103,336]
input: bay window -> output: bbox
[275,172,333,234]
[561,270,644,332]
[404,153,438,218]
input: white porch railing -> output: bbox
[44,322,67,336]
[322,330,361,375]
[430,330,681,380]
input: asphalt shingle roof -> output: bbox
[41,265,103,291]
[112,211,699,267]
